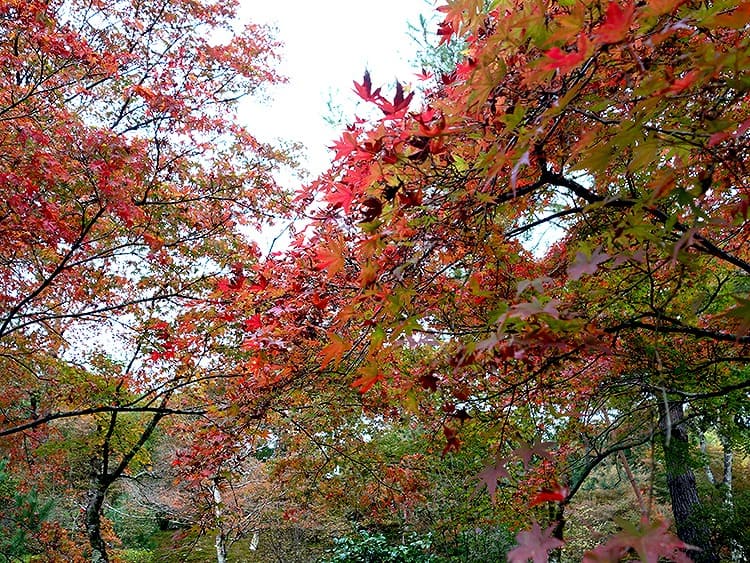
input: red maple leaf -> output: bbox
[376,81,414,116]
[325,183,356,214]
[310,293,330,309]
[330,130,360,161]
[507,522,564,563]
[243,314,262,331]
[596,1,634,45]
[529,484,569,507]
[543,35,589,74]
[353,70,381,102]
[414,108,446,137]
[436,19,456,45]
[415,67,434,81]
[418,373,439,391]
[475,458,511,503]
[436,2,462,45]
[583,517,694,563]
[441,70,458,85]
[666,69,700,94]
[248,274,268,292]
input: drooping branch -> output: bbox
[606,318,750,346]
[0,404,205,438]
[541,170,750,275]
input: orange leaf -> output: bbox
[642,0,687,18]
[351,365,383,393]
[142,233,163,251]
[706,3,750,29]
[314,238,346,277]
[359,262,378,288]
[319,333,351,370]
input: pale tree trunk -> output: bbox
[699,429,744,561]
[212,478,228,563]
[660,401,718,563]
[717,433,746,562]
[699,432,716,486]
[719,433,733,505]
[699,431,733,504]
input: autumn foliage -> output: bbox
[1,0,750,561]
[281,0,750,560]
[0,0,289,560]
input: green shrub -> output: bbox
[113,548,155,563]
[433,527,515,562]
[320,530,435,563]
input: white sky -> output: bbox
[238,0,436,179]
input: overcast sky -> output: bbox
[238,0,435,178]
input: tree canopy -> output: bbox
[0,0,290,560]
[1,0,749,561]
[286,0,750,560]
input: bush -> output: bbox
[320,530,435,563]
[433,527,515,563]
[112,548,155,563]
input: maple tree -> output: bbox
[264,386,519,560]
[0,0,290,560]
[2,0,750,560]
[281,0,750,560]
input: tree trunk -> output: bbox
[85,480,109,563]
[699,432,716,486]
[84,411,164,563]
[215,532,227,563]
[719,433,733,504]
[212,478,227,563]
[660,401,718,563]
[548,504,565,563]
[717,432,746,561]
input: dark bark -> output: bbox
[660,401,719,563]
[84,409,166,562]
[547,504,565,563]
[85,479,110,563]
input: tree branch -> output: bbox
[0,405,204,438]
